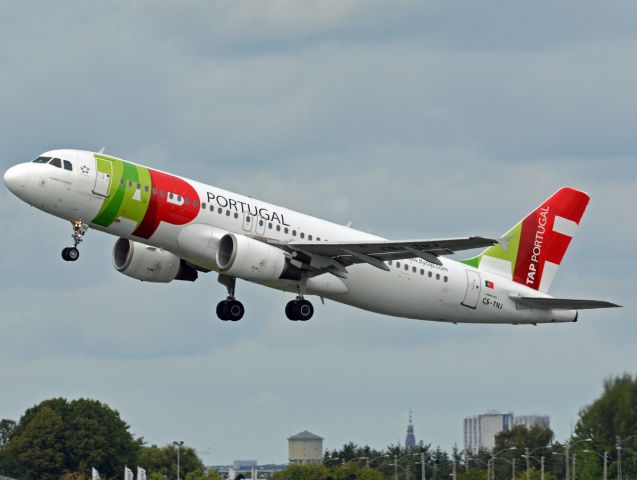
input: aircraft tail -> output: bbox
[461,187,590,293]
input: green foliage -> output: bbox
[138,443,205,479]
[273,464,330,480]
[457,469,489,480]
[495,426,554,452]
[573,373,637,480]
[0,397,142,480]
[0,419,17,448]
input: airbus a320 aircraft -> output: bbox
[4,150,619,323]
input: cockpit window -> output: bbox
[63,160,72,171]
[32,156,51,163]
[49,158,62,168]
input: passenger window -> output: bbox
[177,195,182,202]
[388,260,393,266]
[444,276,448,283]
[168,192,173,199]
[209,205,214,212]
[404,264,409,271]
[300,232,305,239]
[49,158,62,168]
[185,198,190,205]
[137,183,141,190]
[129,180,133,188]
[193,200,198,207]
[420,269,424,275]
[234,212,238,219]
[201,202,205,209]
[428,271,432,278]
[317,237,321,241]
[246,216,251,222]
[308,235,313,241]
[276,225,281,232]
[284,227,289,234]
[152,187,157,195]
[268,222,273,229]
[259,219,264,226]
[226,210,230,216]
[144,185,149,192]
[63,160,72,171]
[436,273,440,280]
[412,266,416,273]
[120,179,125,185]
[218,207,222,214]
[161,191,166,197]
[396,262,401,268]
[292,230,297,236]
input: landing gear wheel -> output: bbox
[217,300,244,321]
[61,247,79,261]
[286,299,314,321]
[216,301,230,321]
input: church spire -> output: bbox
[405,411,416,451]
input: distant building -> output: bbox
[405,411,416,451]
[288,430,324,465]
[464,413,513,453]
[513,415,550,429]
[234,460,258,470]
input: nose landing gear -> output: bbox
[62,221,88,262]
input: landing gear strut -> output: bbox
[62,220,88,262]
[217,274,245,321]
[286,275,314,321]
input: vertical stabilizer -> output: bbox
[461,187,589,293]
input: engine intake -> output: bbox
[216,233,302,282]
[113,238,198,283]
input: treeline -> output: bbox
[0,398,216,480]
[1,374,636,480]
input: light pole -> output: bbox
[558,438,592,480]
[492,456,516,480]
[490,448,517,480]
[173,441,184,480]
[523,447,546,480]
[583,449,608,480]
[616,435,637,480]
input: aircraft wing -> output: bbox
[269,236,497,273]
[511,297,621,310]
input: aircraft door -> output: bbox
[256,216,266,235]
[93,159,112,197]
[242,213,253,232]
[461,269,482,309]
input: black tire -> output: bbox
[227,300,245,321]
[61,247,70,261]
[285,301,298,321]
[297,300,314,321]
[216,301,230,321]
[67,247,79,261]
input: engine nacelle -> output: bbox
[216,233,302,282]
[112,238,198,283]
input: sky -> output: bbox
[0,0,635,466]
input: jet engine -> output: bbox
[216,233,302,282]
[112,238,198,283]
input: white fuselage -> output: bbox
[4,149,576,324]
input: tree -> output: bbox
[0,419,16,448]
[573,374,637,480]
[138,443,205,479]
[0,397,142,479]
[273,464,331,480]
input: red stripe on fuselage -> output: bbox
[132,170,200,239]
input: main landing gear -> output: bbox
[62,221,88,262]
[285,297,314,321]
[216,274,245,322]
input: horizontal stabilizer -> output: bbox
[511,296,621,310]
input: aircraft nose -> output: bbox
[3,163,31,195]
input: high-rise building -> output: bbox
[405,411,416,451]
[464,413,513,454]
[463,413,550,454]
[513,415,550,429]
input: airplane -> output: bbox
[3,149,620,323]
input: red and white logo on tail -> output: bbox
[462,187,590,293]
[514,187,589,291]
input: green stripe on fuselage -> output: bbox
[91,155,151,228]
